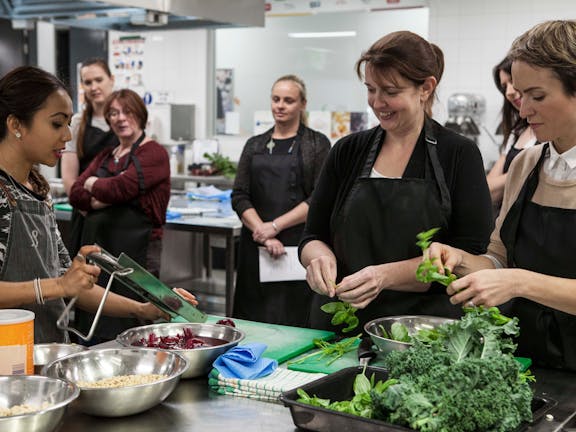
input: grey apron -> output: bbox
[0,176,68,343]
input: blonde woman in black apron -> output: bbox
[61,58,118,257]
[232,75,331,326]
[300,32,493,332]
[0,66,196,343]
[427,20,576,371]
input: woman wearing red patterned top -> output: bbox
[69,88,171,342]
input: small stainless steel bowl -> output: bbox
[364,315,454,356]
[116,322,245,378]
[34,343,88,375]
[43,347,188,417]
[0,375,79,432]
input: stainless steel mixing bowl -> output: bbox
[116,322,245,378]
[34,343,88,375]
[364,315,454,356]
[0,375,79,432]
[43,347,188,417]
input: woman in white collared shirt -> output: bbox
[427,20,576,371]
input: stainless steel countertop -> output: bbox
[55,365,576,432]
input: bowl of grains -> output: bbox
[0,375,79,432]
[43,347,188,417]
[116,322,245,378]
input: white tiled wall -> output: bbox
[428,0,576,168]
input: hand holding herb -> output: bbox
[415,227,457,286]
[321,301,359,333]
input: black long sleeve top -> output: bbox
[300,120,493,262]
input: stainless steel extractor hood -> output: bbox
[0,0,265,31]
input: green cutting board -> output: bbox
[288,348,532,375]
[206,315,335,364]
[287,340,387,374]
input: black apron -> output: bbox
[310,121,459,331]
[503,146,522,174]
[500,143,576,370]
[233,135,312,327]
[75,133,153,342]
[68,116,118,257]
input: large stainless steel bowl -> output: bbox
[43,348,188,417]
[34,343,88,375]
[116,322,245,378]
[364,315,454,356]
[0,375,79,432]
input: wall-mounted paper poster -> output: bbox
[254,110,274,135]
[111,35,145,90]
[331,111,351,140]
[216,68,234,134]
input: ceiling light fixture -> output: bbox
[288,31,357,38]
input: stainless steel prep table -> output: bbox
[165,215,241,317]
[55,366,576,431]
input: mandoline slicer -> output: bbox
[57,248,206,341]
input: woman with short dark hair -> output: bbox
[69,88,172,342]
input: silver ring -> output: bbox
[75,253,85,262]
[467,300,475,308]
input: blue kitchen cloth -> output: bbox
[212,343,277,379]
[166,210,182,220]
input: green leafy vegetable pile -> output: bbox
[203,152,237,178]
[321,301,359,333]
[415,227,457,286]
[297,307,535,432]
[297,369,398,418]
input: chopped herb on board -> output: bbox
[288,334,362,366]
[415,227,457,286]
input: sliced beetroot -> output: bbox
[131,327,208,349]
[216,318,236,327]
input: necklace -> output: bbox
[112,147,129,164]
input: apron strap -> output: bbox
[423,117,451,218]
[97,132,147,196]
[500,143,549,267]
[125,133,147,196]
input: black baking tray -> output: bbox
[280,366,556,432]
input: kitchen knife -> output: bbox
[358,336,377,367]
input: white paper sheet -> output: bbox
[258,246,306,282]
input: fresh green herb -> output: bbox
[288,334,362,366]
[297,307,535,432]
[321,301,359,333]
[378,322,441,344]
[415,227,458,286]
[373,307,534,432]
[296,369,398,418]
[203,152,237,178]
